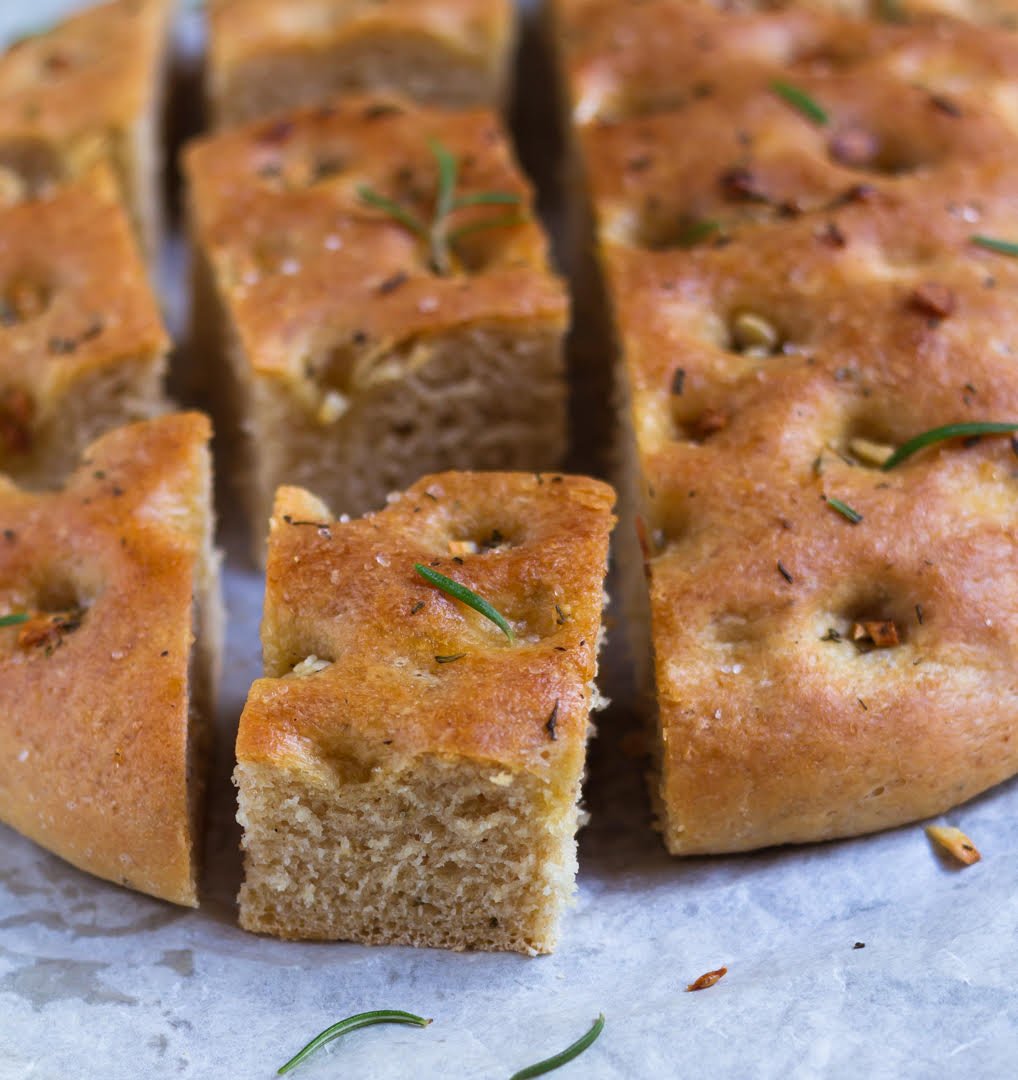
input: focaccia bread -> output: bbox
[185,96,568,553]
[0,172,170,488]
[552,2,1018,853]
[234,471,615,954]
[0,0,174,257]
[207,0,516,127]
[0,413,222,906]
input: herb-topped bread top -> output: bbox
[0,0,171,200]
[0,173,168,471]
[555,4,1018,249]
[0,413,215,906]
[185,96,567,389]
[208,0,515,112]
[237,472,615,776]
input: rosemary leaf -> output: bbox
[676,219,722,248]
[880,422,1018,470]
[277,1010,431,1075]
[414,563,515,642]
[358,140,526,276]
[971,235,1018,258]
[435,652,466,664]
[509,1014,606,1080]
[825,496,863,524]
[771,80,828,125]
[0,612,29,628]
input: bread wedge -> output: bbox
[0,413,222,906]
[0,170,170,488]
[235,471,614,954]
[0,0,174,258]
[207,0,516,127]
[185,96,568,555]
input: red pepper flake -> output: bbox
[852,620,899,647]
[908,283,955,319]
[687,967,727,992]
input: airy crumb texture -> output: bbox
[207,0,516,127]
[185,97,568,547]
[0,0,173,256]
[552,2,1018,854]
[0,172,170,488]
[0,413,222,907]
[235,472,615,954]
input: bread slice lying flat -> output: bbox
[0,413,222,906]
[185,96,568,555]
[235,471,615,954]
[207,0,516,127]
[0,170,169,488]
[553,1,1018,853]
[0,0,174,258]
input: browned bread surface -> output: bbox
[553,1,1018,853]
[185,96,569,541]
[0,173,170,487]
[208,0,516,126]
[235,471,615,953]
[0,0,173,254]
[0,413,221,906]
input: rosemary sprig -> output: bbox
[414,563,514,642]
[771,80,828,125]
[970,235,1018,258]
[0,613,29,628]
[509,1014,605,1080]
[358,139,525,276]
[276,1010,431,1075]
[880,422,1018,470]
[825,496,863,524]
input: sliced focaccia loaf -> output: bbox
[551,0,1018,853]
[185,96,568,553]
[0,0,174,257]
[207,0,516,127]
[0,170,169,488]
[0,413,222,906]
[235,471,614,954]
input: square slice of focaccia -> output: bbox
[551,1,1018,853]
[0,170,169,488]
[0,413,222,906]
[234,471,614,954]
[0,0,174,258]
[185,96,568,554]
[207,0,516,127]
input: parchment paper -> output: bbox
[1,4,1016,1078]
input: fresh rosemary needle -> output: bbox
[825,496,863,524]
[414,563,515,642]
[970,235,1018,258]
[276,1010,431,1075]
[880,421,1018,470]
[358,139,525,276]
[509,1014,606,1080]
[0,613,28,628]
[771,80,828,125]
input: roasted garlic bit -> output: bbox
[909,283,956,319]
[448,539,478,557]
[926,825,981,865]
[687,966,728,992]
[852,620,899,648]
[16,609,84,652]
[731,311,779,356]
[848,436,894,467]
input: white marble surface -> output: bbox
[1,2,1017,1078]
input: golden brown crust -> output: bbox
[185,95,567,387]
[237,472,616,775]
[554,2,1018,852]
[208,0,516,117]
[0,173,169,477]
[0,0,171,198]
[0,413,215,905]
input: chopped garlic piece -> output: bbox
[926,825,981,865]
[292,655,332,677]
